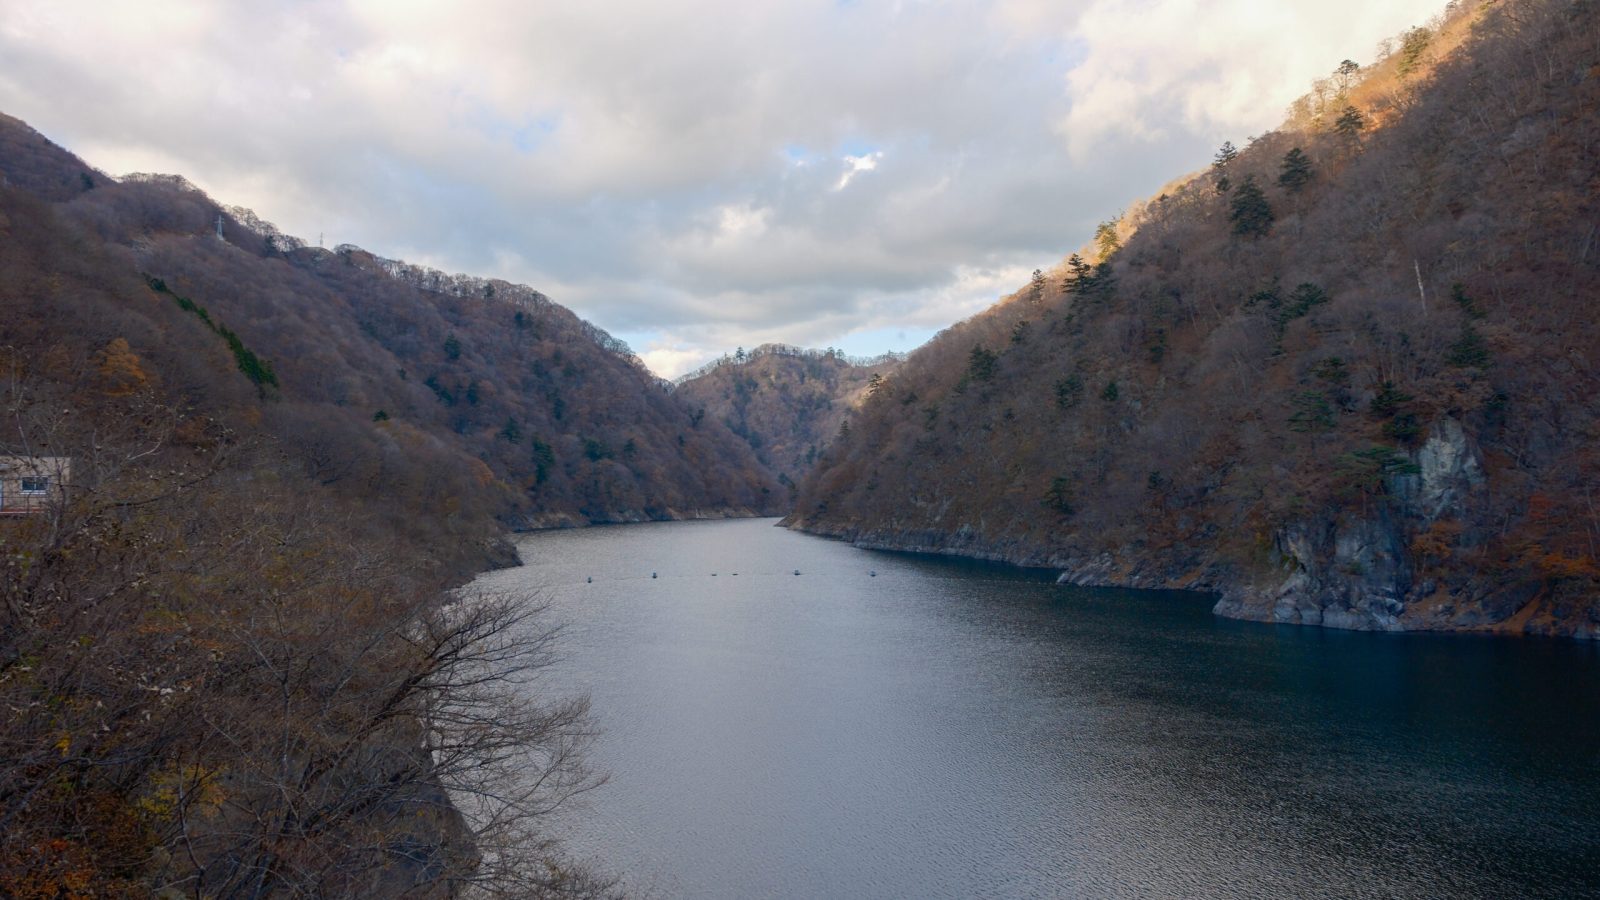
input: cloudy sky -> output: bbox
[0,0,1442,377]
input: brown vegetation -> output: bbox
[0,109,792,893]
[2,112,781,532]
[788,0,1600,638]
[673,344,902,493]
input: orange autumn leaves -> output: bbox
[93,338,148,397]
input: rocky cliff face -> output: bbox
[787,0,1600,638]
[1220,418,1598,638]
[1220,418,1480,631]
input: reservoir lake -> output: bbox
[470,518,1600,899]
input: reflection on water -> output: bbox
[470,518,1600,899]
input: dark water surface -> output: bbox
[471,518,1600,899]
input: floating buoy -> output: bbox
[652,572,658,579]
[586,576,592,583]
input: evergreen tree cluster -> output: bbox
[1229,176,1275,237]
[146,274,279,392]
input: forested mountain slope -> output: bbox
[0,112,779,893]
[1,111,781,529]
[788,0,1600,638]
[673,344,901,489]
[0,166,620,894]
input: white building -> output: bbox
[0,456,70,515]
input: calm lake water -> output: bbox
[471,518,1600,899]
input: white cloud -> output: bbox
[1059,0,1443,159]
[834,151,883,191]
[0,0,1445,377]
[713,203,771,244]
[638,341,712,381]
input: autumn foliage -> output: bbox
[674,344,901,490]
[789,0,1600,637]
[0,106,769,894]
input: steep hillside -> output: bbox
[673,344,901,489]
[0,111,779,893]
[0,112,781,530]
[0,135,624,892]
[788,0,1600,638]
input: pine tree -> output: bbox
[1334,105,1366,141]
[967,345,999,382]
[1212,141,1238,194]
[1447,324,1492,368]
[531,439,555,484]
[1398,27,1432,77]
[499,418,522,443]
[1054,375,1083,410]
[1042,476,1074,516]
[1334,59,1360,91]
[1278,147,1313,193]
[1029,268,1046,304]
[1063,254,1095,295]
[1094,220,1121,258]
[1229,176,1275,238]
[1288,391,1335,432]
[1092,261,1117,298]
[1287,282,1329,316]
[1369,381,1413,419]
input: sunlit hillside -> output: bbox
[788,0,1600,637]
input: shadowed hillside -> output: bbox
[1,111,782,530]
[0,111,783,894]
[788,0,1600,638]
[673,344,902,491]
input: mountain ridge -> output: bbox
[1,112,784,533]
[785,0,1600,638]
[672,343,902,490]
[0,105,787,894]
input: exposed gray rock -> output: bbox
[1216,417,1491,631]
[1394,417,1485,522]
[1217,514,1411,631]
